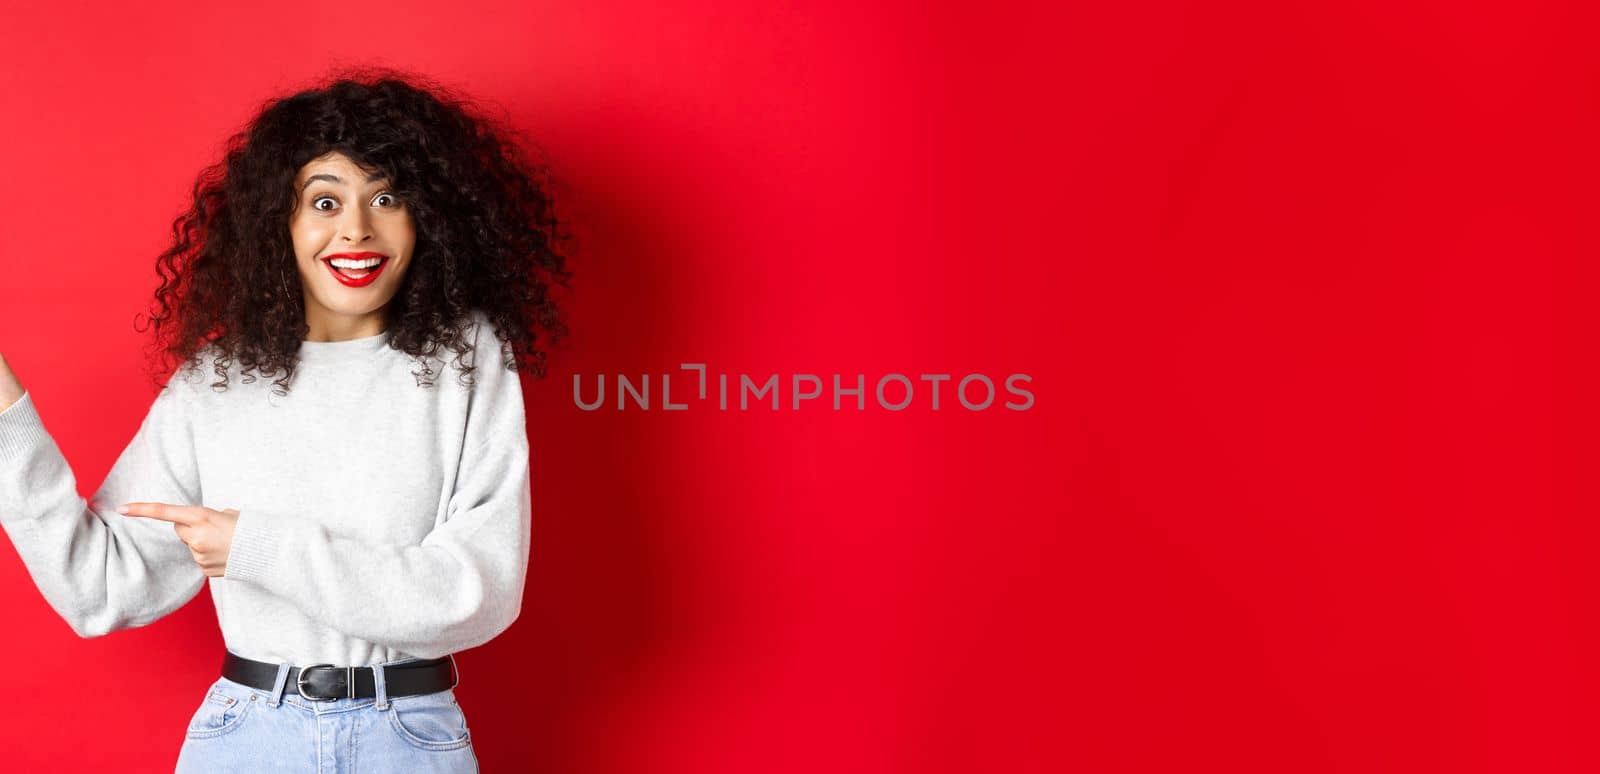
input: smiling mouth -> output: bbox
[322,255,389,287]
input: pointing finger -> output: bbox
[117,502,200,526]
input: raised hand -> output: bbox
[118,503,240,577]
[0,352,24,413]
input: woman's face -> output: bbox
[288,151,416,340]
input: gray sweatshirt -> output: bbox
[0,308,531,665]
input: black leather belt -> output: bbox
[222,652,457,701]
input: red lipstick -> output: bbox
[322,252,389,288]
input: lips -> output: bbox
[322,252,389,288]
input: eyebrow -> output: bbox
[301,171,388,192]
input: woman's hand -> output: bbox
[0,352,25,413]
[118,503,240,577]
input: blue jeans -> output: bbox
[174,653,479,773]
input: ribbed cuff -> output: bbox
[226,508,284,586]
[0,392,53,463]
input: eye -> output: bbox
[312,195,338,212]
[374,192,400,207]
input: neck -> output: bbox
[303,309,388,342]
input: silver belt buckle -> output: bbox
[296,663,356,701]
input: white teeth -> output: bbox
[330,257,383,268]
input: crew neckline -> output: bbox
[296,328,394,364]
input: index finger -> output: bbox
[117,502,201,526]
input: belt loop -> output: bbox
[372,661,390,711]
[267,662,292,707]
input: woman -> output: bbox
[0,67,571,772]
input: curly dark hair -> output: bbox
[138,65,573,395]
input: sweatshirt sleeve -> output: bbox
[0,376,208,638]
[223,329,532,659]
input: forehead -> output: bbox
[295,152,388,186]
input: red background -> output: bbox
[0,1,1581,771]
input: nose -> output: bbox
[338,207,373,244]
